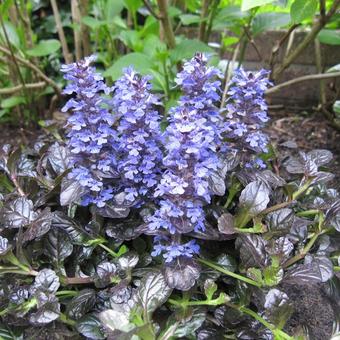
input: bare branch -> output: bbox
[142,0,161,20]
[0,82,46,95]
[266,72,340,95]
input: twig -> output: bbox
[10,174,26,197]
[272,0,340,80]
[314,38,326,106]
[0,82,46,95]
[142,0,161,20]
[320,0,326,21]
[266,72,340,94]
[0,45,62,97]
[204,0,219,43]
[199,0,210,41]
[71,0,82,61]
[50,0,73,64]
[268,24,299,74]
[79,0,91,56]
[220,38,242,108]
[243,25,263,63]
[156,0,176,49]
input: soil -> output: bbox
[281,283,335,339]
[265,110,340,185]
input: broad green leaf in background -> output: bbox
[103,53,152,80]
[241,0,275,11]
[327,64,340,73]
[179,14,202,25]
[1,96,26,109]
[26,39,61,57]
[123,0,142,14]
[170,39,214,62]
[81,16,107,29]
[333,101,340,116]
[0,21,20,49]
[252,12,290,36]
[318,29,340,45]
[105,0,124,19]
[290,0,317,24]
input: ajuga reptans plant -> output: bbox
[0,53,338,340]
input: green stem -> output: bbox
[98,243,118,258]
[292,179,312,200]
[59,313,76,326]
[296,209,319,217]
[56,290,79,297]
[239,306,294,340]
[334,266,340,272]
[198,258,261,287]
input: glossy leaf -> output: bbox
[239,181,270,215]
[66,289,96,320]
[134,270,172,317]
[76,314,105,339]
[290,0,317,24]
[44,228,73,262]
[164,257,200,291]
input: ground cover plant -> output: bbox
[0,52,339,339]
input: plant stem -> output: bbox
[59,313,76,326]
[156,0,176,49]
[198,0,210,41]
[266,72,340,95]
[198,258,262,287]
[98,243,118,258]
[296,209,319,217]
[50,0,73,63]
[272,0,340,80]
[0,82,46,95]
[0,45,62,97]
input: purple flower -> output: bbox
[148,53,222,263]
[113,67,163,204]
[224,68,271,166]
[61,55,118,207]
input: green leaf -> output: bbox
[123,0,142,14]
[81,16,107,29]
[103,53,152,80]
[290,0,317,24]
[0,21,20,49]
[1,96,25,109]
[318,29,340,45]
[170,39,214,62]
[179,14,202,25]
[327,64,340,73]
[252,12,290,36]
[26,39,61,57]
[241,0,275,11]
[105,0,124,19]
[333,100,340,115]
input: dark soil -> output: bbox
[265,110,340,184]
[281,283,335,340]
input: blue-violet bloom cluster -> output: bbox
[61,55,118,207]
[148,53,222,262]
[113,68,162,203]
[224,68,271,168]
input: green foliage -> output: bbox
[0,0,339,128]
[290,0,318,23]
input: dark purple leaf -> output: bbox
[0,235,10,255]
[66,289,96,320]
[22,208,52,242]
[1,197,37,228]
[236,234,269,268]
[218,213,236,235]
[307,149,333,166]
[44,228,73,262]
[60,177,86,206]
[239,181,270,215]
[266,208,294,231]
[76,314,105,340]
[134,270,172,317]
[32,269,60,294]
[163,257,200,291]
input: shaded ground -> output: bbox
[266,110,340,182]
